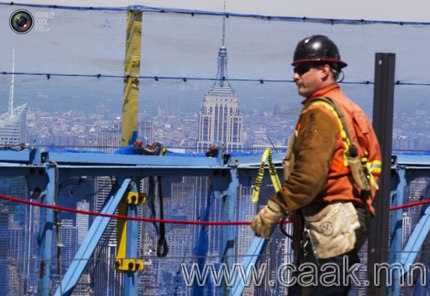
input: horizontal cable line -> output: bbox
[0,1,128,11]
[0,254,271,262]
[48,249,428,260]
[0,71,294,83]
[1,71,121,79]
[0,144,285,151]
[4,71,430,86]
[1,249,422,263]
[0,192,428,227]
[341,80,373,85]
[3,253,271,262]
[2,2,430,26]
[0,193,274,225]
[390,199,430,211]
[5,145,430,154]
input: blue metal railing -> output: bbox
[0,148,429,295]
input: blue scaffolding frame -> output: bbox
[1,148,430,295]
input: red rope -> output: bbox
[0,193,255,225]
[389,199,430,211]
[1,193,428,226]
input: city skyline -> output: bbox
[1,3,430,296]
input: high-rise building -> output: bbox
[73,273,93,296]
[0,51,28,210]
[0,51,27,145]
[192,17,245,294]
[91,177,124,295]
[196,16,243,152]
[402,212,412,249]
[97,125,121,153]
[96,118,154,153]
[139,120,154,143]
[0,103,27,145]
[0,205,9,294]
[0,52,30,295]
[76,200,90,246]
[8,219,23,295]
[57,219,79,271]
[0,52,28,224]
[23,203,40,295]
[8,220,23,260]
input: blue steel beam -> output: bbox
[0,149,287,178]
[54,179,132,296]
[0,149,32,163]
[192,184,212,296]
[3,149,430,295]
[233,153,284,167]
[58,166,229,178]
[0,163,44,176]
[394,153,430,167]
[388,167,406,296]
[0,149,286,168]
[48,151,222,166]
[221,167,239,295]
[37,163,57,296]
[399,204,430,276]
[231,237,267,296]
[2,150,430,169]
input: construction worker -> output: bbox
[251,35,381,295]
[133,137,165,155]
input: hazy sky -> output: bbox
[3,0,430,118]
[11,0,430,22]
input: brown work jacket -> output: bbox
[272,83,382,216]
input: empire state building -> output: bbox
[196,28,244,152]
[0,51,27,145]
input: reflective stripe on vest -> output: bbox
[366,160,382,190]
[303,100,381,191]
[304,101,351,167]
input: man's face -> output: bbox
[292,63,327,98]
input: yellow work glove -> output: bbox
[251,200,284,238]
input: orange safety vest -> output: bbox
[300,84,382,216]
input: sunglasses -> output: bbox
[293,64,314,75]
[293,63,326,75]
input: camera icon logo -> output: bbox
[10,10,34,34]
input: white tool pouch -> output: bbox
[303,202,361,259]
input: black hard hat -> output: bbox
[292,35,347,69]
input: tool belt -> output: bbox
[302,201,365,259]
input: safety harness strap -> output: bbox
[303,97,353,166]
[303,97,377,195]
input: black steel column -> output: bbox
[368,53,395,295]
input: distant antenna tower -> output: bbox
[222,0,226,47]
[212,0,230,88]
[8,50,15,117]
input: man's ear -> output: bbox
[320,64,332,81]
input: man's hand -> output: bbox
[251,200,284,238]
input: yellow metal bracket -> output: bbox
[126,192,147,204]
[116,191,146,265]
[115,258,144,272]
[117,191,146,261]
